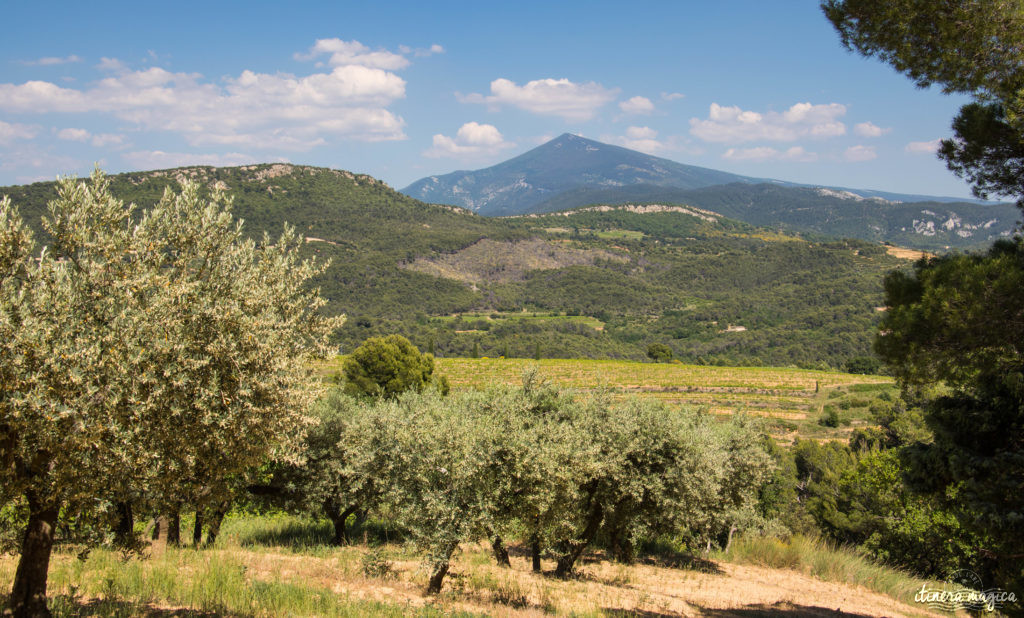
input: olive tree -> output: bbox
[258,389,394,546]
[0,171,341,617]
[371,389,503,593]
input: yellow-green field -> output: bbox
[321,357,895,443]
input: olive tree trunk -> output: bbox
[531,533,542,572]
[324,499,358,546]
[426,543,459,594]
[166,510,181,546]
[114,501,134,547]
[491,536,511,567]
[204,502,231,547]
[192,509,203,547]
[554,503,603,578]
[9,494,59,618]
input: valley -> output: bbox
[3,162,911,371]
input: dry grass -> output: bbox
[885,245,934,261]
[402,238,627,284]
[0,514,954,617]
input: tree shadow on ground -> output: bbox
[680,601,880,617]
[3,594,252,618]
[233,517,404,551]
[639,551,724,575]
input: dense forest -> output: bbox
[1,164,905,370]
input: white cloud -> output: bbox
[57,127,91,141]
[618,126,664,153]
[0,61,408,150]
[844,144,877,162]
[691,102,847,143]
[295,38,410,70]
[619,96,654,115]
[425,122,515,158]
[53,127,126,148]
[905,139,941,154]
[413,44,445,58]
[723,145,818,162]
[0,121,38,144]
[460,77,619,121]
[96,57,127,72]
[122,150,264,169]
[0,144,80,174]
[854,121,890,137]
[20,55,81,66]
[601,126,699,156]
[91,133,127,148]
[661,92,685,101]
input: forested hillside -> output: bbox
[527,182,1019,250]
[2,164,908,369]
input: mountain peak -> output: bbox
[402,134,750,216]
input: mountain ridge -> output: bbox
[403,133,759,216]
[402,133,1018,248]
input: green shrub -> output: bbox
[819,406,840,427]
[342,335,448,399]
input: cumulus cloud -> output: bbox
[601,126,699,156]
[295,38,410,70]
[722,145,818,162]
[425,121,515,158]
[0,144,80,175]
[90,133,127,147]
[55,128,127,148]
[0,121,38,144]
[617,126,664,153]
[690,102,847,143]
[460,78,619,121]
[405,44,445,58]
[0,61,408,150]
[905,139,941,154]
[854,121,890,137]
[844,145,877,161]
[96,57,128,72]
[57,127,91,141]
[619,96,654,115]
[123,150,264,169]
[661,92,685,101]
[19,55,81,66]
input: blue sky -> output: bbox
[0,0,977,198]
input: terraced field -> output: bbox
[321,357,895,443]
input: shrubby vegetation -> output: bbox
[825,0,1024,605]
[265,373,775,593]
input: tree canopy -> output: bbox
[0,171,342,617]
[341,334,448,399]
[823,0,1024,207]
[823,0,1024,601]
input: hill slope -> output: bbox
[2,164,907,369]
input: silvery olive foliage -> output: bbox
[305,371,775,592]
[0,170,342,616]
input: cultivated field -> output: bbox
[342,358,896,443]
[0,514,950,617]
